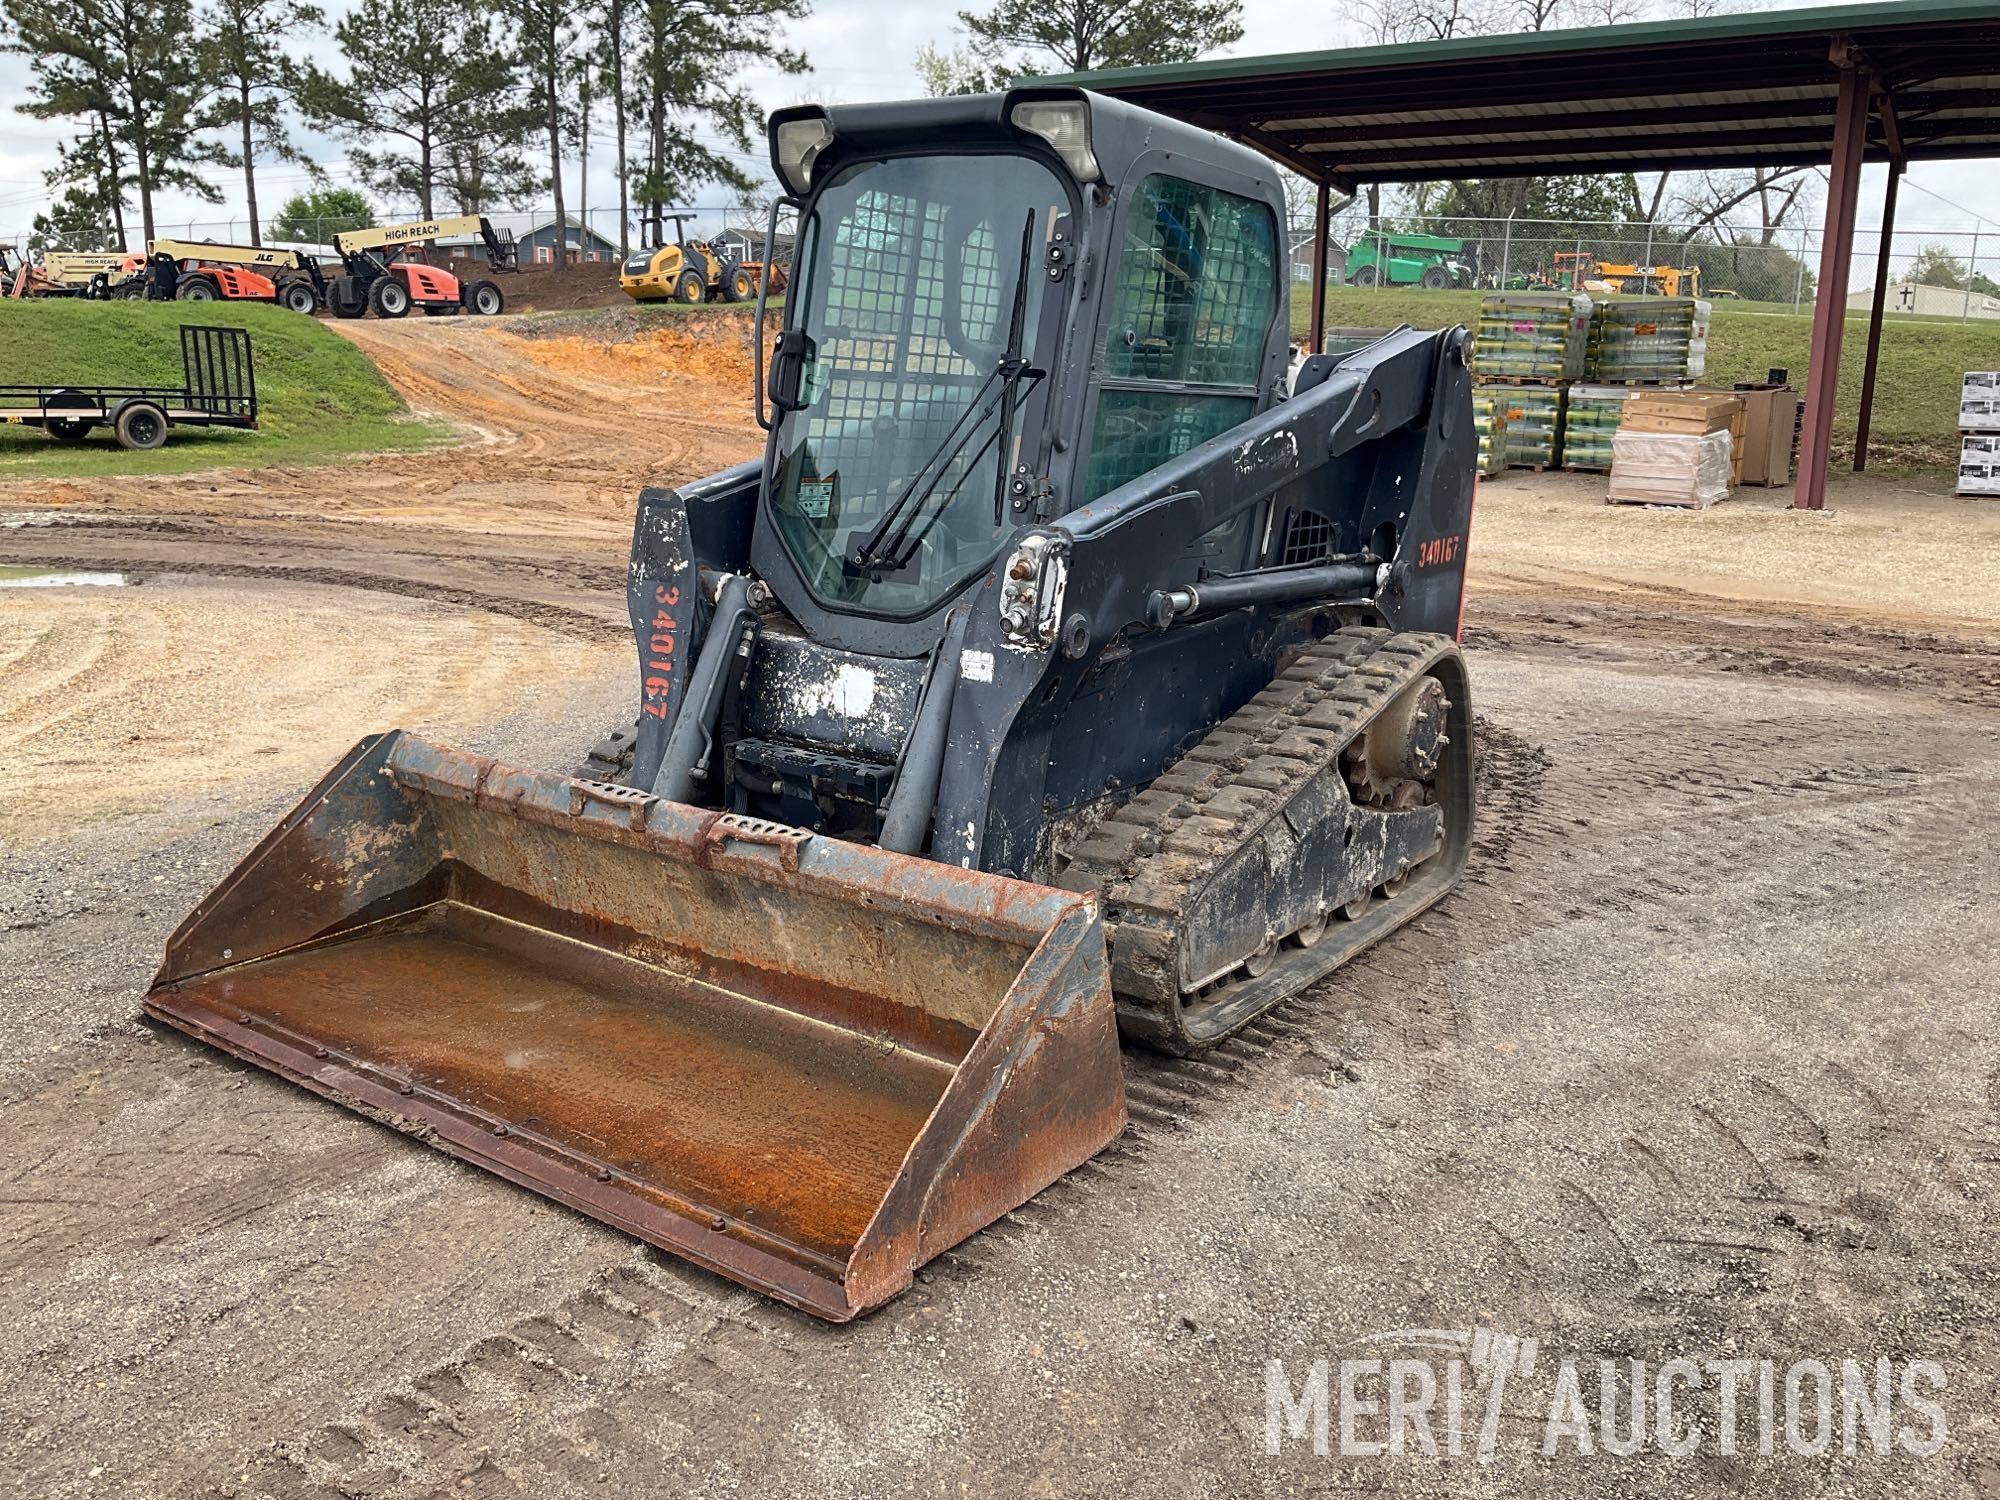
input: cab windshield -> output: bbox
[770,152,1066,614]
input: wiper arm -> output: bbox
[988,211,1039,527]
[876,368,1044,570]
[850,210,1041,574]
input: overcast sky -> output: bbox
[3,0,1995,251]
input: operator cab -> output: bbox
[660,90,1297,840]
[751,88,1290,658]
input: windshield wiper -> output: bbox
[850,211,1041,574]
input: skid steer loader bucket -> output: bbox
[143,732,1126,1321]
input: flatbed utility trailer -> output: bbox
[0,324,257,450]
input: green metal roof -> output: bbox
[1039,0,2000,187]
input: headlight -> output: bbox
[1009,99,1100,183]
[773,114,834,196]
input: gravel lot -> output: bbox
[1,319,1994,1498]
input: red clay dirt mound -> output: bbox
[500,306,762,390]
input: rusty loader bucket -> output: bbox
[143,733,1126,1320]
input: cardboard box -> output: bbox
[1737,387,1800,486]
[1961,395,2000,432]
[1620,390,1745,436]
[1959,434,2000,495]
[1620,390,1745,485]
[1962,371,2000,401]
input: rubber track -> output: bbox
[1061,626,1461,1035]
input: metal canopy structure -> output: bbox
[1048,0,2000,509]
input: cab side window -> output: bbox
[1084,174,1278,501]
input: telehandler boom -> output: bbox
[325,215,514,318]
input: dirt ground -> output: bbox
[1,316,1996,1498]
[445,261,632,314]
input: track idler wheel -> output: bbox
[1346,676,1451,804]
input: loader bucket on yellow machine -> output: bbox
[143,732,1126,1321]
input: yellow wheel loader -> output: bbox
[148,89,1480,1321]
[620,214,766,304]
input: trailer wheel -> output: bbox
[113,402,168,452]
[465,280,504,315]
[1350,264,1378,287]
[177,276,219,302]
[1420,265,1449,290]
[369,277,412,318]
[280,280,319,314]
[675,267,707,304]
[45,389,99,442]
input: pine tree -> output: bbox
[954,0,1243,79]
[300,0,536,219]
[4,0,228,243]
[199,0,323,245]
[594,0,630,255]
[502,0,581,268]
[627,0,807,245]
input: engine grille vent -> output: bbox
[1280,508,1333,566]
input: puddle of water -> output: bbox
[0,567,129,588]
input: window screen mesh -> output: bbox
[1084,175,1276,500]
[805,186,995,460]
[1082,390,1253,499]
[1103,175,1276,386]
[769,153,1063,613]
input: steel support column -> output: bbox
[1794,60,1869,510]
[1309,179,1331,354]
[1853,159,1902,473]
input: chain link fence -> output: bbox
[24,200,2000,323]
[25,205,764,265]
[1286,211,2000,322]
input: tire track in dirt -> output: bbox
[0,554,624,641]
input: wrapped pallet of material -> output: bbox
[1686,299,1712,379]
[1587,296,1709,383]
[1561,385,1643,471]
[1482,382,1566,469]
[1606,428,1735,508]
[1471,293,1593,381]
[1469,387,1509,477]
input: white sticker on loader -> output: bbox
[960,649,995,683]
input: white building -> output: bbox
[1847,280,2000,319]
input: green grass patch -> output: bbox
[1291,285,2000,469]
[0,299,447,479]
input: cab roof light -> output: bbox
[774,114,835,196]
[1010,99,1100,183]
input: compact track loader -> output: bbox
[147,89,1479,1320]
